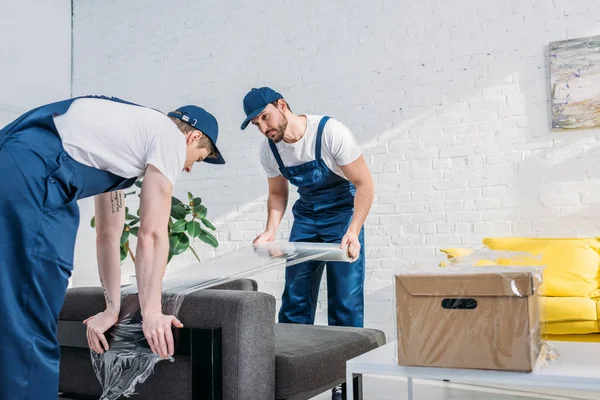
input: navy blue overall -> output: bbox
[0,96,137,399]
[270,116,365,328]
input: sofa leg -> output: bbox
[341,375,363,400]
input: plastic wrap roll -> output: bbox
[253,241,351,263]
[91,241,351,399]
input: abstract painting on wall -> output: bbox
[550,34,600,130]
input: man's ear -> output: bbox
[277,99,287,112]
[187,129,203,144]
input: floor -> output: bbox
[310,376,600,399]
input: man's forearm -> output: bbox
[348,182,374,234]
[94,191,126,314]
[134,231,169,316]
[265,193,288,233]
[96,236,123,314]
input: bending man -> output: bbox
[241,87,374,328]
[0,95,225,398]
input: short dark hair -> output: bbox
[271,99,291,112]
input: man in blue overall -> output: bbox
[0,95,225,399]
[241,87,374,326]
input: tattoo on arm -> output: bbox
[110,191,124,214]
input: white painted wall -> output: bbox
[71,0,600,340]
[0,1,71,126]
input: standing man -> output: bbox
[241,87,374,329]
[0,95,225,399]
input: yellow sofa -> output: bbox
[441,237,600,343]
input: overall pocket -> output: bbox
[43,152,80,212]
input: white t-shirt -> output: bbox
[53,98,186,186]
[259,115,361,180]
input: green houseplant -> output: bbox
[90,179,218,264]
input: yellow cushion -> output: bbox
[544,321,600,335]
[440,248,473,259]
[482,237,600,298]
[545,333,600,342]
[541,296,598,323]
[542,297,600,335]
[439,248,498,266]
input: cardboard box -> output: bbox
[395,270,542,371]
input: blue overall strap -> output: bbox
[268,139,287,171]
[315,116,330,160]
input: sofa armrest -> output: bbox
[59,284,275,400]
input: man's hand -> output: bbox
[341,230,361,262]
[83,310,119,354]
[253,230,276,245]
[142,311,184,359]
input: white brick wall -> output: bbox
[0,1,71,125]
[72,0,600,339]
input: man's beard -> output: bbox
[268,115,287,144]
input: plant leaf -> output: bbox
[187,192,193,202]
[134,180,143,188]
[129,227,139,237]
[120,229,130,246]
[172,197,183,206]
[171,204,187,219]
[193,204,207,218]
[198,229,218,247]
[191,197,202,207]
[128,217,140,227]
[120,245,128,262]
[169,232,190,255]
[167,251,174,264]
[171,219,187,233]
[201,218,216,230]
[90,216,96,229]
[186,221,201,237]
[125,213,137,221]
[124,190,136,197]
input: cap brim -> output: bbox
[202,139,226,165]
[203,154,225,165]
[240,105,267,130]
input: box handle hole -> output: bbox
[441,298,477,310]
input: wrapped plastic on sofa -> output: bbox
[90,241,350,400]
[393,248,558,372]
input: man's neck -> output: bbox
[282,114,307,144]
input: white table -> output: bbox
[346,341,600,399]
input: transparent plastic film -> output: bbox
[91,241,350,399]
[393,248,557,372]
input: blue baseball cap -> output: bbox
[240,87,283,130]
[168,105,225,164]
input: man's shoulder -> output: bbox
[321,116,353,139]
[305,114,349,133]
[259,138,274,157]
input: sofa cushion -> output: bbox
[482,237,600,297]
[274,323,385,399]
[544,320,600,335]
[439,248,498,266]
[542,297,600,335]
[542,297,598,323]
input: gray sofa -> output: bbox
[58,279,385,399]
